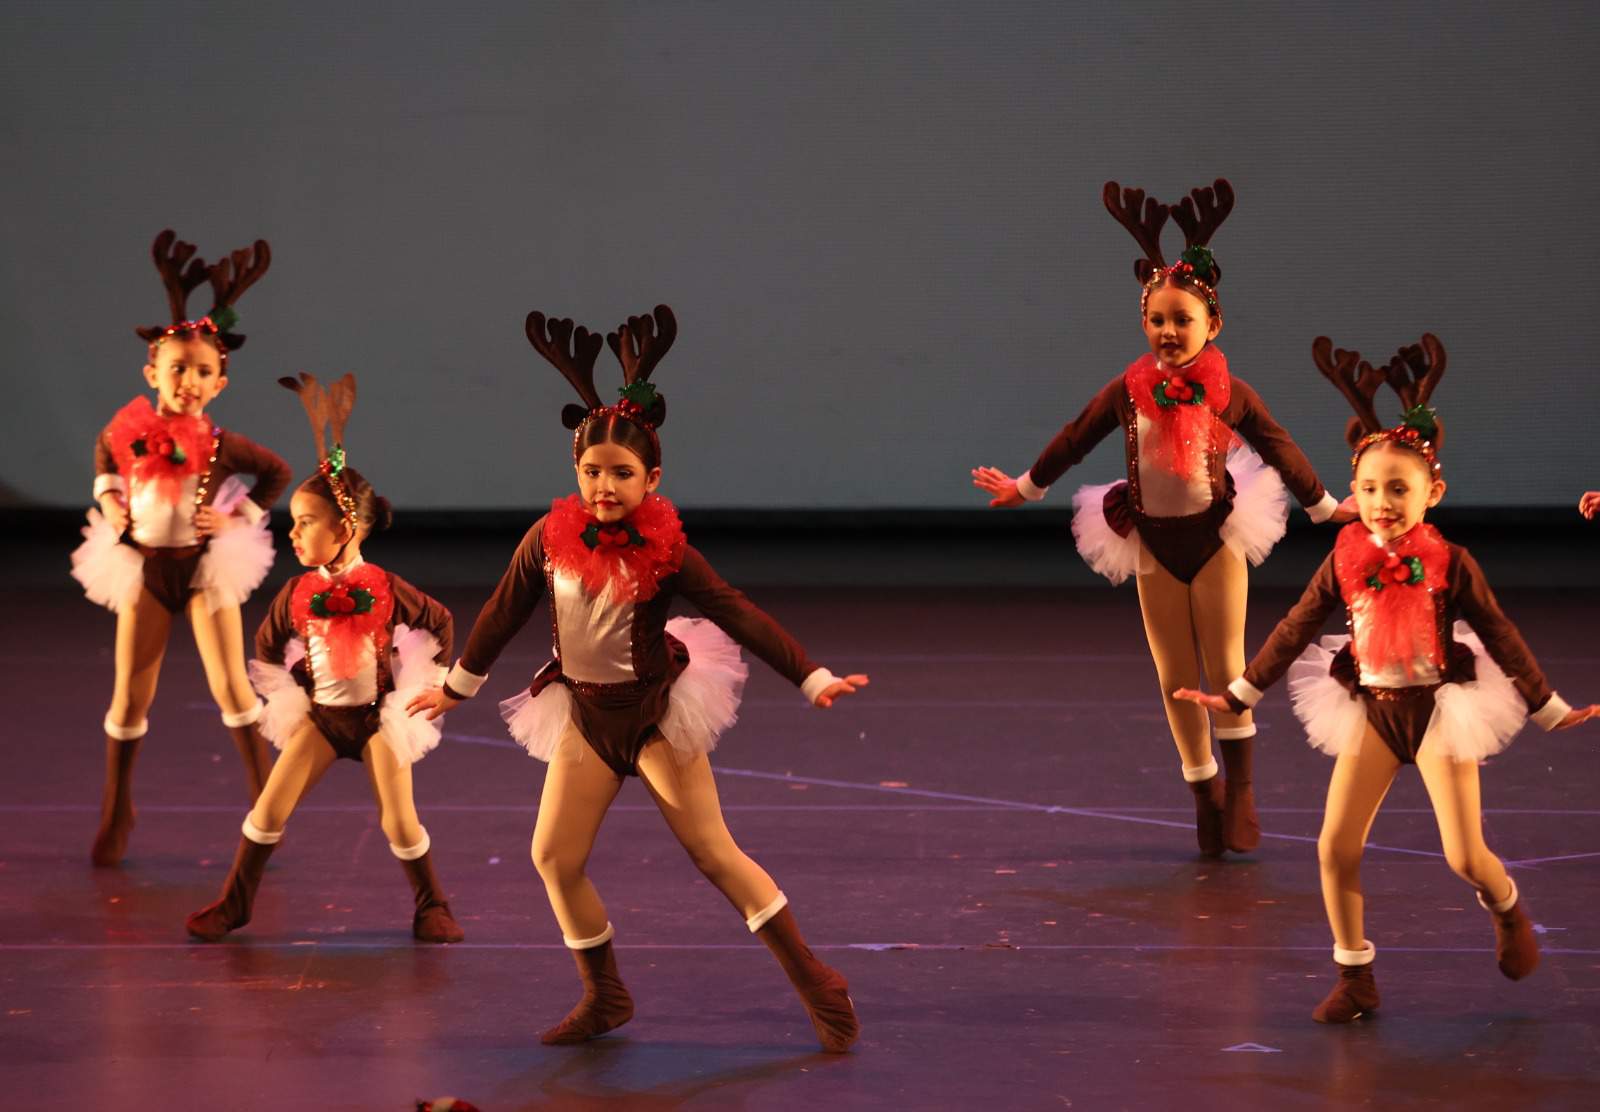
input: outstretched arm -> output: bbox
[1233,378,1348,523]
[1453,549,1595,730]
[972,375,1123,507]
[674,545,868,707]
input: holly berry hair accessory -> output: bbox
[525,304,676,461]
[133,228,271,360]
[279,371,361,534]
[1103,179,1234,315]
[1314,333,1446,476]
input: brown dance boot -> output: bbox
[541,927,635,1045]
[1187,768,1226,858]
[224,710,274,804]
[1478,879,1539,981]
[752,898,859,1053]
[1312,945,1379,1023]
[394,836,464,944]
[1218,734,1261,853]
[91,726,143,867]
[186,825,279,941]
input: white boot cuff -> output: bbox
[242,816,283,845]
[746,891,789,933]
[389,829,432,861]
[1182,759,1219,783]
[221,702,264,728]
[1333,941,1376,966]
[564,922,615,950]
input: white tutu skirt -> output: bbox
[1286,621,1528,762]
[70,476,275,613]
[1070,443,1288,585]
[1217,442,1289,567]
[500,616,749,763]
[248,624,447,766]
[70,509,144,611]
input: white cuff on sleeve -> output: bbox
[1304,491,1341,523]
[235,499,266,525]
[1227,677,1264,708]
[93,474,125,500]
[1532,693,1572,731]
[801,668,841,705]
[1016,470,1048,502]
[445,662,487,698]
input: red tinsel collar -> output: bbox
[1334,522,1449,678]
[543,493,686,603]
[1125,346,1231,480]
[291,560,394,680]
[107,396,217,504]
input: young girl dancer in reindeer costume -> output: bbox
[186,374,463,944]
[410,306,868,1051]
[1177,335,1597,1021]
[72,230,289,866]
[972,181,1352,856]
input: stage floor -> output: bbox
[3,532,1598,1110]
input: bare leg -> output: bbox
[635,737,779,918]
[187,716,335,941]
[93,588,172,865]
[366,732,461,942]
[1317,725,1400,951]
[188,595,273,801]
[1190,545,1259,851]
[530,726,623,941]
[637,737,859,1052]
[1134,562,1210,770]
[1416,741,1536,978]
[532,725,631,1045]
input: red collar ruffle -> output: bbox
[291,561,394,680]
[1125,346,1231,481]
[1334,521,1449,680]
[543,493,686,603]
[107,396,218,504]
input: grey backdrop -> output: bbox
[3,0,1596,510]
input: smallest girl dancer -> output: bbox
[1177,335,1597,1022]
[187,374,463,944]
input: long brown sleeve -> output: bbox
[390,574,455,667]
[94,426,118,479]
[254,578,300,665]
[1229,377,1329,509]
[1450,548,1555,714]
[673,545,820,688]
[214,429,292,512]
[450,518,549,696]
[1238,552,1344,698]
[1025,375,1125,490]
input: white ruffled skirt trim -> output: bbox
[1218,442,1289,567]
[500,616,749,764]
[1286,622,1528,761]
[1069,444,1288,585]
[193,476,276,612]
[70,509,144,612]
[377,625,448,765]
[248,625,446,766]
[1070,481,1150,586]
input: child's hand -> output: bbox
[1552,704,1600,730]
[971,467,1025,508]
[194,505,235,538]
[1172,687,1231,712]
[407,687,460,721]
[1329,495,1360,524]
[1580,491,1600,519]
[815,674,869,708]
[97,493,129,534]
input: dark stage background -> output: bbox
[3,0,1598,513]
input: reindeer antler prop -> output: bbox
[1316,334,1446,474]
[529,304,676,460]
[1105,178,1233,314]
[279,371,361,530]
[133,229,272,359]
